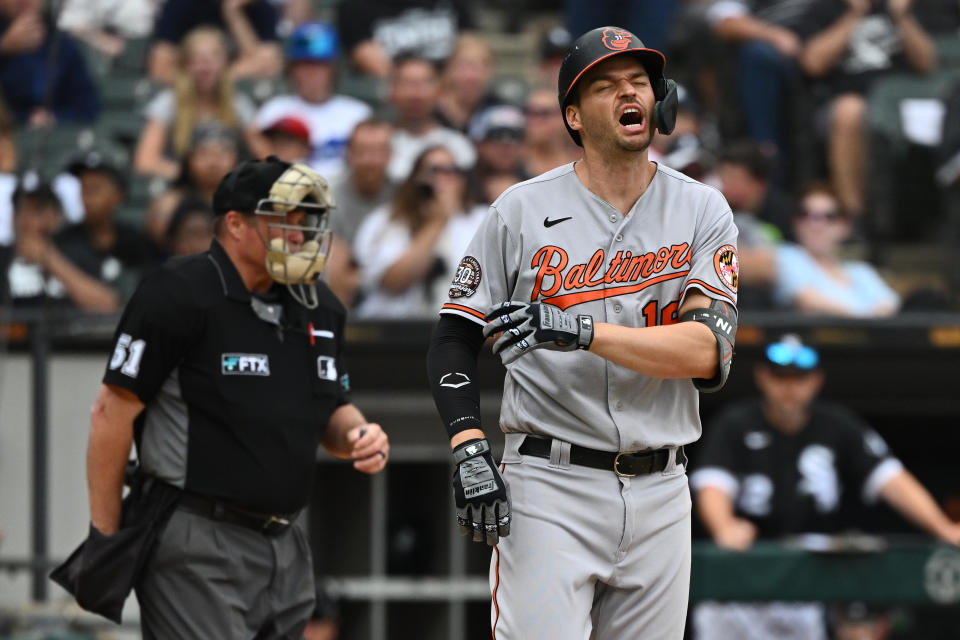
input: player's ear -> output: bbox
[565,103,582,134]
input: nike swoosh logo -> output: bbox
[543,216,572,228]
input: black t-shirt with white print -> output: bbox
[691,398,901,538]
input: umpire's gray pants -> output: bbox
[136,507,315,639]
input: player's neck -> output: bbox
[574,150,656,216]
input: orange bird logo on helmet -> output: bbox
[601,28,632,51]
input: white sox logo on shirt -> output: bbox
[528,244,691,310]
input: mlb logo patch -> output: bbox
[221,353,270,376]
[317,356,337,381]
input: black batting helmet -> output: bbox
[557,26,678,146]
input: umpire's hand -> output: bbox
[451,438,510,546]
[484,301,594,365]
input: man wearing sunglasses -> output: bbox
[690,334,960,639]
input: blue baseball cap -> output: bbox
[764,334,820,373]
[288,22,339,63]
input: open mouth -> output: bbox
[619,107,645,131]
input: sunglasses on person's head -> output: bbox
[765,338,820,371]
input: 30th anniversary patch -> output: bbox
[449,256,482,298]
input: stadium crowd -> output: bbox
[1,0,958,318]
[1,2,959,639]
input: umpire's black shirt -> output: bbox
[103,240,349,514]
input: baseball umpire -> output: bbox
[426,27,739,639]
[78,157,389,637]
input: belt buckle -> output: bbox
[262,515,291,534]
[614,451,638,477]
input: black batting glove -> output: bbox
[451,438,510,546]
[483,301,594,365]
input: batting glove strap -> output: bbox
[452,438,490,465]
[576,314,594,350]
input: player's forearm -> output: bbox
[87,389,137,534]
[880,470,957,541]
[589,321,717,379]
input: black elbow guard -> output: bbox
[681,298,737,392]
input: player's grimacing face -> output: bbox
[570,56,656,153]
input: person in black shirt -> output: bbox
[2,176,118,310]
[84,158,390,637]
[55,152,159,306]
[690,334,960,639]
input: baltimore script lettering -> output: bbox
[530,244,692,310]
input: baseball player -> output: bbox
[427,27,739,640]
[77,158,389,637]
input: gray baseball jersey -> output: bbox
[440,162,739,451]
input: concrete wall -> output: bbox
[0,353,103,607]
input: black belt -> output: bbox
[177,492,298,535]
[519,436,685,477]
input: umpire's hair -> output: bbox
[717,140,774,182]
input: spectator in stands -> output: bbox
[536,26,573,89]
[148,0,281,84]
[337,0,474,78]
[0,93,15,173]
[164,196,214,257]
[255,22,372,177]
[2,175,118,310]
[795,0,942,218]
[146,122,240,252]
[565,0,678,54]
[706,0,808,153]
[774,183,899,316]
[690,334,960,640]
[261,116,311,164]
[435,34,498,133]
[325,119,394,307]
[135,26,263,180]
[54,152,158,304]
[352,145,484,319]
[520,86,581,179]
[386,55,475,183]
[713,140,785,308]
[468,104,526,204]
[57,0,156,58]
[0,0,99,126]
[649,84,713,182]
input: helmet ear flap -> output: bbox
[654,78,679,135]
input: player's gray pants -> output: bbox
[136,507,315,639]
[491,434,692,640]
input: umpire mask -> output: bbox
[254,162,335,309]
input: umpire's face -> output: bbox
[225,209,307,273]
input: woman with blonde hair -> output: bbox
[134,26,266,179]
